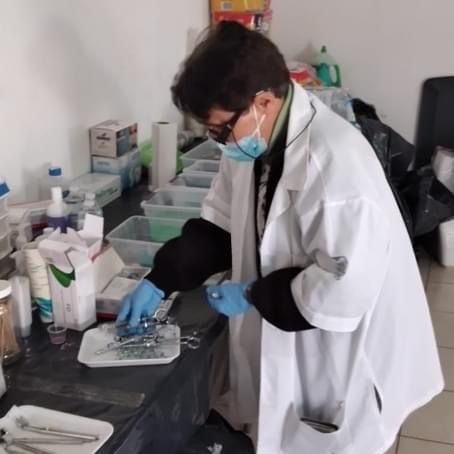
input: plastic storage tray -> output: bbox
[142,188,207,221]
[0,215,8,239]
[0,198,7,218]
[106,216,185,266]
[183,160,220,175]
[180,140,222,168]
[169,173,214,190]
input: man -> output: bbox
[118,21,443,453]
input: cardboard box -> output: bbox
[91,148,142,190]
[38,215,104,331]
[90,120,138,158]
[212,9,272,35]
[211,0,270,12]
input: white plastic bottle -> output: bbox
[46,187,70,233]
[64,186,84,230]
[41,167,69,200]
[77,193,103,230]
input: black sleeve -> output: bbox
[148,218,232,297]
[249,267,315,332]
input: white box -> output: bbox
[439,219,454,267]
[91,149,141,190]
[90,120,138,158]
[38,215,104,331]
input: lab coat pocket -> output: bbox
[281,403,350,454]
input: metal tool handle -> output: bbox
[153,291,179,323]
[19,425,99,442]
[11,440,57,454]
[12,437,91,445]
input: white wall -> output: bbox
[0,0,209,202]
[271,0,454,143]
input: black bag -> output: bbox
[178,410,255,454]
[401,166,454,237]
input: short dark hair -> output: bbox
[171,21,290,121]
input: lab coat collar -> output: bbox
[280,81,314,192]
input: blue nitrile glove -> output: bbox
[117,280,165,328]
[206,282,251,317]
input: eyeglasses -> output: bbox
[206,110,243,145]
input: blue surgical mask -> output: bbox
[218,106,267,162]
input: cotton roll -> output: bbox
[149,122,178,190]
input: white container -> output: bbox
[0,233,12,261]
[69,173,122,208]
[169,173,214,190]
[78,324,181,367]
[46,187,70,233]
[180,140,222,168]
[8,276,32,338]
[40,167,69,200]
[142,187,206,221]
[106,216,185,266]
[433,146,454,194]
[438,219,454,266]
[0,177,10,218]
[183,159,220,174]
[0,405,114,454]
[0,215,9,239]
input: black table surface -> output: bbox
[1,182,228,454]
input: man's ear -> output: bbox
[254,91,276,114]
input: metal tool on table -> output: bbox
[95,331,201,356]
[114,291,179,338]
[1,430,57,454]
[15,416,99,442]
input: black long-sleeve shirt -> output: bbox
[149,107,314,332]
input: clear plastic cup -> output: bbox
[47,324,67,345]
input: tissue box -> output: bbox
[38,215,104,331]
[90,120,138,158]
[91,148,141,190]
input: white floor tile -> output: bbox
[432,312,454,348]
[427,283,454,313]
[401,391,454,444]
[439,348,454,392]
[398,437,454,454]
[430,262,454,285]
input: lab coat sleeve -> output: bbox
[291,198,391,332]
[201,156,232,232]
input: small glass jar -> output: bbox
[0,280,22,365]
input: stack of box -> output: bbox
[210,0,272,35]
[90,120,142,191]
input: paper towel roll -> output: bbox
[149,122,178,191]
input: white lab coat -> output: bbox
[201,82,444,454]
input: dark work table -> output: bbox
[1,180,229,454]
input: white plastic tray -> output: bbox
[0,405,113,454]
[78,324,181,368]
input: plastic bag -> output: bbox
[178,410,255,454]
[401,166,454,237]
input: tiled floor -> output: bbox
[387,254,454,453]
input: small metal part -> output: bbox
[153,291,179,323]
[15,417,99,442]
[209,291,222,300]
[94,336,139,355]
